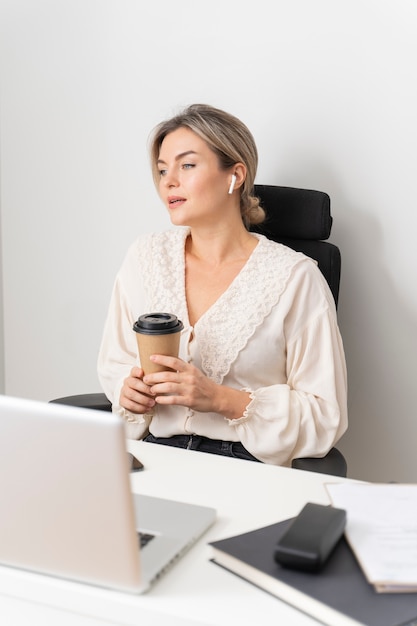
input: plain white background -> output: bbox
[1,0,416,482]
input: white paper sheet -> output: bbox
[326,483,417,593]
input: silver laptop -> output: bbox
[0,394,216,593]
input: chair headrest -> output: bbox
[253,185,332,240]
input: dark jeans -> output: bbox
[143,433,261,462]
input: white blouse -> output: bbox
[97,228,348,466]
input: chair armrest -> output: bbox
[291,447,347,477]
[50,393,112,412]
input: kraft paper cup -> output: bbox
[133,313,184,375]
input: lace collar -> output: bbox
[142,228,305,384]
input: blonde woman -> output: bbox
[97,104,347,466]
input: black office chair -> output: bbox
[51,185,347,478]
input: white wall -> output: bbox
[1,0,416,482]
[0,167,4,394]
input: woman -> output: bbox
[97,103,347,466]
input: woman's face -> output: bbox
[156,127,235,229]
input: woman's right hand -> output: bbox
[119,366,156,414]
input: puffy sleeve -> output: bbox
[223,260,348,466]
[97,237,152,439]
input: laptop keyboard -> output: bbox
[138,531,155,548]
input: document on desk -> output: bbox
[326,483,417,593]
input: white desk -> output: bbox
[0,441,350,626]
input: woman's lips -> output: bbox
[168,196,186,208]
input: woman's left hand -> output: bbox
[142,355,221,414]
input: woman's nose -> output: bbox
[163,169,179,188]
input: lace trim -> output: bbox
[140,229,306,384]
[141,228,189,326]
[197,235,306,383]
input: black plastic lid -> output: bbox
[133,313,184,335]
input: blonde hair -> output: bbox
[149,104,265,228]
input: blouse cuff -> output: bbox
[224,388,256,425]
[113,406,153,440]
[114,405,150,425]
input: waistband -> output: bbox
[143,433,260,462]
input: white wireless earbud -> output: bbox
[228,174,237,195]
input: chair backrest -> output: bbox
[251,185,341,308]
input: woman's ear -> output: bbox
[228,163,246,194]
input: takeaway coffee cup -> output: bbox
[133,313,184,375]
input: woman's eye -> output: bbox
[182,163,195,170]
[158,169,167,177]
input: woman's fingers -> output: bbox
[120,367,156,413]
